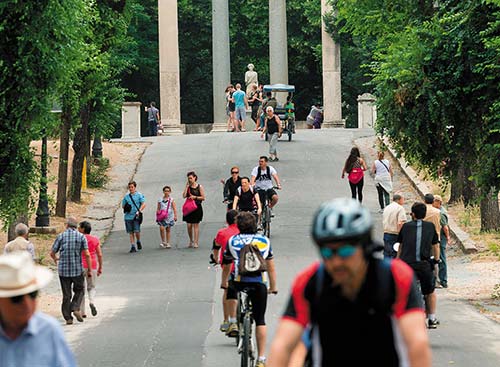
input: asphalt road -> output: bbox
[72,129,500,367]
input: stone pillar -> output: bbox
[269,0,288,105]
[211,0,231,133]
[158,0,183,135]
[321,0,344,128]
[121,102,142,139]
[357,93,377,129]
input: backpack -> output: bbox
[238,236,267,276]
[256,166,271,181]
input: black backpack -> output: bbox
[256,166,271,181]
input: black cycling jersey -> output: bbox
[237,187,256,211]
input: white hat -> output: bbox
[0,252,53,298]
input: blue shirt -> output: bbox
[224,233,273,283]
[0,312,76,367]
[233,90,246,108]
[122,192,145,221]
[52,228,88,277]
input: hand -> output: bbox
[220,179,225,184]
[190,195,196,200]
[277,184,282,190]
[220,281,229,290]
[261,133,264,138]
[268,288,278,295]
[257,209,262,215]
[341,174,345,179]
[87,270,92,278]
[174,216,178,222]
[97,268,102,276]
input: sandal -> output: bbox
[187,242,193,248]
[193,243,199,249]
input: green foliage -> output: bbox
[88,157,110,188]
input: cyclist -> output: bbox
[212,210,240,335]
[268,198,430,367]
[222,212,277,367]
[221,166,242,210]
[233,177,262,225]
[250,156,281,213]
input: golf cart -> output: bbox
[263,84,295,141]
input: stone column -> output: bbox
[211,0,231,133]
[121,102,142,139]
[321,0,344,128]
[269,0,288,104]
[357,93,377,129]
[158,0,183,135]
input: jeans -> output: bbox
[438,232,448,285]
[59,274,85,321]
[383,233,398,259]
[376,184,390,209]
[349,178,364,202]
[149,120,158,136]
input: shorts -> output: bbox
[234,282,268,326]
[157,219,175,228]
[257,188,277,206]
[409,261,435,295]
[226,279,238,300]
[235,106,246,121]
[228,104,235,112]
[125,219,141,234]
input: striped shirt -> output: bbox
[52,228,88,277]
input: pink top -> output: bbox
[82,234,100,269]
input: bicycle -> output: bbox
[236,287,256,367]
[257,186,280,238]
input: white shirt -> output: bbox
[251,165,277,190]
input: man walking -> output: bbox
[122,181,146,253]
[3,223,35,259]
[397,202,440,329]
[433,195,451,288]
[233,83,248,132]
[50,216,92,325]
[424,193,441,241]
[382,193,407,258]
[0,252,76,366]
[147,101,160,136]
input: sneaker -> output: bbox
[226,322,239,337]
[73,310,84,322]
[256,360,266,367]
[137,242,142,250]
[427,318,439,329]
[241,128,246,132]
[129,246,137,253]
[82,314,87,318]
[160,243,166,249]
[90,303,97,317]
[165,243,172,249]
[220,321,229,333]
[274,157,279,161]
[66,319,74,325]
[378,209,384,213]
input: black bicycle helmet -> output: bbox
[312,198,372,246]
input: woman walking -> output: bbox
[182,171,205,248]
[261,106,282,162]
[226,85,236,132]
[341,147,367,202]
[156,185,178,248]
[371,151,393,212]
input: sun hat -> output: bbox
[0,252,53,298]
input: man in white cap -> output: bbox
[0,252,76,366]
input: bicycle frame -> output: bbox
[237,289,256,367]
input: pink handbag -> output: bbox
[182,188,198,216]
[156,199,171,222]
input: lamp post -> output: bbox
[35,103,62,227]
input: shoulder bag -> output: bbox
[156,198,171,222]
[129,194,144,224]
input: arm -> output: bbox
[172,201,178,221]
[255,192,262,215]
[371,161,376,175]
[197,185,206,201]
[272,173,282,188]
[360,158,368,171]
[139,196,146,212]
[443,225,450,241]
[397,312,431,367]
[83,249,92,276]
[50,237,61,263]
[266,258,277,293]
[223,179,230,201]
[261,118,268,137]
[157,202,161,212]
[96,244,103,276]
[250,175,256,186]
[232,195,240,210]
[267,320,304,367]
[276,116,283,135]
[182,183,189,198]
[432,243,440,262]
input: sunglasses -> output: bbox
[10,290,38,304]
[320,245,357,259]
[231,171,239,174]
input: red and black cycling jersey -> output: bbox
[283,258,423,367]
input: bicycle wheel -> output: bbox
[265,207,271,237]
[240,314,252,367]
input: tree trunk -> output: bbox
[480,188,500,231]
[462,165,478,207]
[70,104,90,202]
[55,108,71,217]
[449,164,465,204]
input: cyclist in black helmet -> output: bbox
[268,198,431,367]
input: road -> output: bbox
[71,129,500,366]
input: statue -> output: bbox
[245,63,258,96]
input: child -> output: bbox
[156,185,178,248]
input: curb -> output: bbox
[381,137,478,254]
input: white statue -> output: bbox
[245,63,258,96]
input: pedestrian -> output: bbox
[423,193,442,242]
[226,85,236,132]
[0,252,77,366]
[259,92,277,131]
[249,84,262,129]
[182,171,205,249]
[261,106,283,162]
[433,194,451,288]
[306,104,322,129]
[50,216,92,325]
[341,147,367,202]
[382,193,407,258]
[156,185,178,249]
[371,151,393,212]
[3,223,35,259]
[77,221,102,318]
[284,95,295,133]
[233,83,248,132]
[221,166,242,210]
[147,101,160,137]
[267,198,430,367]
[211,209,240,334]
[122,181,146,253]
[397,202,440,329]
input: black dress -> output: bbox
[183,184,203,223]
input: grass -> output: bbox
[88,157,110,188]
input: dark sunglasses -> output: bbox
[10,290,38,304]
[320,245,357,259]
[231,171,239,174]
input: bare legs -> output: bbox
[159,226,171,245]
[186,223,200,248]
